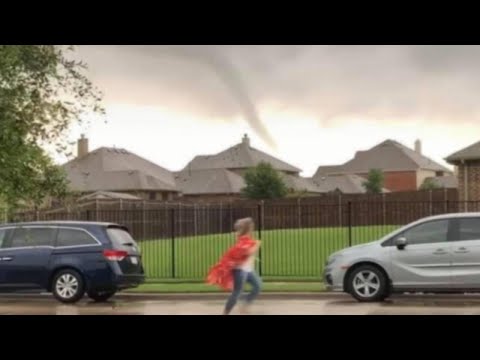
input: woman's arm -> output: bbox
[247,240,261,254]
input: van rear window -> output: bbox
[107,228,138,249]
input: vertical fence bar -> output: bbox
[257,203,263,276]
[347,201,352,247]
[171,208,176,279]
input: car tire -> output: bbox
[347,265,388,302]
[87,291,116,303]
[52,269,85,304]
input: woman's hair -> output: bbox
[234,217,255,236]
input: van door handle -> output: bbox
[433,249,448,255]
[455,247,470,253]
[1,257,13,261]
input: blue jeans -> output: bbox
[224,269,262,314]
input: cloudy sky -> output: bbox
[63,45,480,176]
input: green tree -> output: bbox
[242,162,288,199]
[0,45,103,208]
[363,169,384,194]
[420,178,440,190]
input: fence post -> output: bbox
[171,208,176,279]
[194,204,198,236]
[257,202,263,276]
[429,190,433,216]
[338,194,342,226]
[142,201,146,240]
[382,193,386,225]
[95,199,99,221]
[297,198,301,228]
[347,201,352,247]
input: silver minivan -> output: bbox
[324,213,480,302]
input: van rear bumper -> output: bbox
[114,274,145,289]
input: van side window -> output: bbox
[7,227,56,248]
[401,220,449,245]
[458,218,480,241]
[56,229,98,247]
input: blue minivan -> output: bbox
[0,221,145,303]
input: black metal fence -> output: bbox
[7,200,480,280]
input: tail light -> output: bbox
[103,249,128,261]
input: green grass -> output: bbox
[127,282,325,293]
[139,225,399,280]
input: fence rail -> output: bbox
[7,200,480,280]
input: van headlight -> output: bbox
[326,253,342,266]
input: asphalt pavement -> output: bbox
[2,293,480,314]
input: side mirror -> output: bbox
[395,237,407,250]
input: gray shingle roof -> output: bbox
[312,174,390,194]
[313,165,345,179]
[175,169,323,195]
[174,169,245,195]
[183,137,301,173]
[78,191,142,201]
[280,174,324,193]
[63,147,178,193]
[313,139,451,178]
[445,141,480,163]
[424,175,458,189]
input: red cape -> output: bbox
[206,235,257,291]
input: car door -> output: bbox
[0,227,14,284]
[450,217,480,288]
[389,219,452,289]
[0,226,56,290]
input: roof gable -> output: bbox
[184,136,301,173]
[313,139,451,177]
[445,140,480,163]
[63,147,178,192]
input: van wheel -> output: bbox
[347,265,388,302]
[88,291,116,302]
[52,269,85,304]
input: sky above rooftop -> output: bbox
[59,45,480,176]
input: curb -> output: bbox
[0,291,343,302]
[4,292,480,302]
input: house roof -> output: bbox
[313,165,345,179]
[312,174,390,194]
[425,175,458,189]
[280,174,324,193]
[78,191,142,201]
[313,139,451,179]
[174,169,245,195]
[63,147,178,193]
[174,169,323,196]
[445,140,480,163]
[183,135,301,173]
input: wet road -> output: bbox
[3,294,480,314]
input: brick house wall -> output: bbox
[357,171,418,192]
[457,160,480,202]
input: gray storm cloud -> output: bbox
[142,45,277,149]
[78,45,480,139]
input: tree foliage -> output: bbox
[0,45,103,208]
[420,178,440,190]
[362,169,384,194]
[242,162,288,199]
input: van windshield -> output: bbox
[107,227,139,250]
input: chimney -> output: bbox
[414,139,422,155]
[77,134,89,158]
[242,134,250,147]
